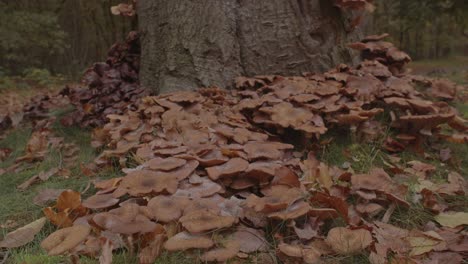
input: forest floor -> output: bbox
[0,57,467,264]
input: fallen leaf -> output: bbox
[0,217,46,248]
[33,189,66,206]
[325,227,372,254]
[407,231,444,256]
[434,212,468,228]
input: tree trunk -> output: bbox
[138,0,363,94]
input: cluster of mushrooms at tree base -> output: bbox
[2,32,467,264]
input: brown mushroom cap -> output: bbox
[358,60,392,78]
[260,102,315,130]
[244,142,293,160]
[147,195,190,223]
[92,212,156,235]
[94,177,123,190]
[82,193,119,209]
[113,162,199,197]
[92,204,156,234]
[164,231,214,251]
[144,157,187,171]
[41,225,91,256]
[244,161,282,182]
[180,209,236,233]
[206,158,249,180]
[246,186,304,213]
[174,177,224,198]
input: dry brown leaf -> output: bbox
[0,217,46,248]
[325,227,372,254]
[33,189,66,206]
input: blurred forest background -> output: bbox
[0,0,467,87]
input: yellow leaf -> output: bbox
[434,212,468,228]
[408,235,440,256]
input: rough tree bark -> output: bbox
[138,0,363,94]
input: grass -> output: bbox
[409,56,468,84]
[0,117,121,263]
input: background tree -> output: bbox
[137,0,370,94]
[373,0,468,60]
[0,0,135,78]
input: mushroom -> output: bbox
[260,102,314,129]
[164,231,214,251]
[113,163,199,197]
[244,161,282,182]
[244,142,293,160]
[82,193,119,209]
[179,209,236,233]
[144,157,187,171]
[398,113,455,134]
[346,75,384,103]
[429,79,457,100]
[41,225,91,256]
[195,149,229,166]
[92,204,157,234]
[174,177,224,198]
[358,60,392,78]
[147,195,190,223]
[206,158,249,180]
[246,186,304,213]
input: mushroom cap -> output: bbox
[41,225,91,256]
[206,158,249,180]
[144,157,187,171]
[246,186,304,213]
[260,102,315,129]
[92,204,156,234]
[113,162,197,197]
[174,177,224,198]
[164,231,214,251]
[94,177,123,190]
[92,212,156,235]
[244,142,293,160]
[245,161,282,182]
[358,60,392,78]
[82,193,119,209]
[147,195,190,223]
[180,209,236,233]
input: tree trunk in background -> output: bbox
[138,0,363,94]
